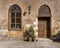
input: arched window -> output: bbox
[8,4,22,31]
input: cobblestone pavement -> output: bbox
[7,41,60,48]
[0,39,60,48]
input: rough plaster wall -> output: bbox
[0,0,60,37]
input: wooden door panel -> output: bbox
[43,20,47,38]
[38,17,50,38]
[38,20,47,38]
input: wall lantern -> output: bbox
[23,5,32,16]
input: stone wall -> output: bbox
[0,0,60,38]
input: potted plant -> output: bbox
[23,29,30,41]
[23,25,35,42]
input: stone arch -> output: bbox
[38,5,51,17]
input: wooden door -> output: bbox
[38,17,51,38]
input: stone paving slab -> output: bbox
[0,39,60,48]
[7,41,60,48]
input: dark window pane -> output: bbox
[16,24,21,29]
[16,12,21,17]
[16,18,21,23]
[11,18,15,23]
[11,24,15,29]
[11,12,15,17]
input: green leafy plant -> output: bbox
[29,25,35,41]
[29,25,35,37]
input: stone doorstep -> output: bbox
[38,38,52,42]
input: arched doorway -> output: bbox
[38,5,51,38]
[8,4,22,31]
